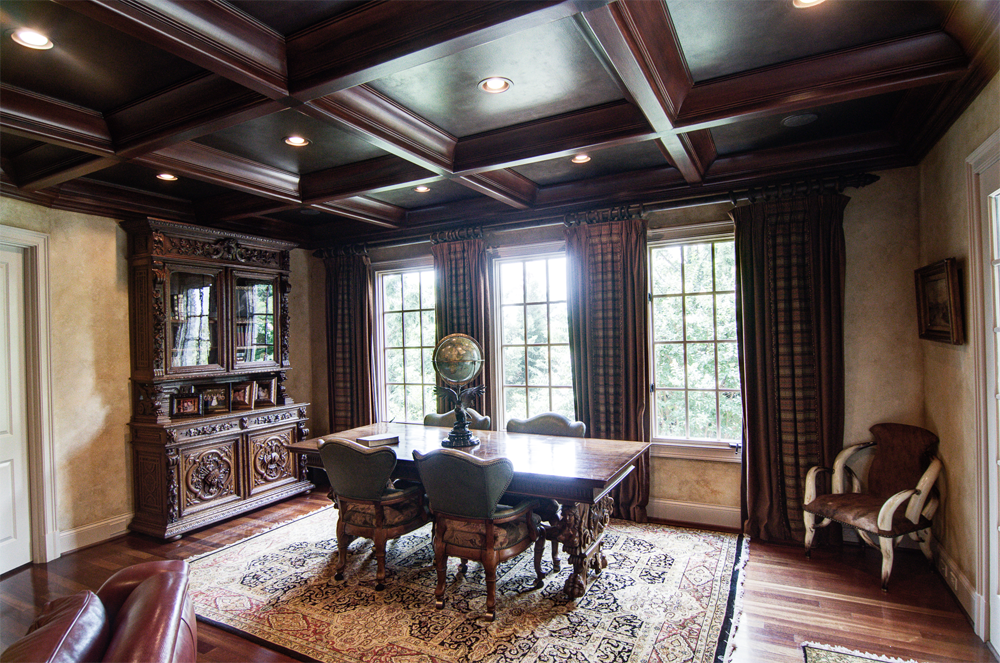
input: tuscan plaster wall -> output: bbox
[1,200,131,533]
[286,249,330,437]
[917,73,999,585]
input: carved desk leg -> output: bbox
[555,495,613,598]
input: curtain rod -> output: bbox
[317,172,880,255]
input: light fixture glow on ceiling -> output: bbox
[156,173,178,181]
[781,113,819,127]
[571,154,591,164]
[479,77,512,94]
[414,185,431,193]
[792,0,826,8]
[284,135,310,146]
[11,28,53,49]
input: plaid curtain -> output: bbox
[565,216,651,522]
[430,236,494,420]
[733,194,848,543]
[322,250,376,433]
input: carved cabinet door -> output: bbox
[178,437,241,517]
[246,426,297,496]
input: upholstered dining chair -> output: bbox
[412,448,546,621]
[423,407,491,430]
[504,412,587,570]
[318,437,430,591]
[802,423,942,591]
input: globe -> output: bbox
[432,333,484,385]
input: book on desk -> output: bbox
[356,433,399,447]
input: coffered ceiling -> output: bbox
[1,0,997,248]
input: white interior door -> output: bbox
[0,243,30,573]
[983,159,1000,653]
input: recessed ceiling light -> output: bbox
[11,28,53,50]
[792,0,826,7]
[479,77,512,94]
[414,185,431,193]
[156,173,178,181]
[781,113,819,127]
[284,135,309,146]
[571,154,591,164]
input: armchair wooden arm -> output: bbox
[831,441,875,494]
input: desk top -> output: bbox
[288,422,650,504]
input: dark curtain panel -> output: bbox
[323,251,376,433]
[565,216,650,522]
[430,237,494,419]
[732,194,848,543]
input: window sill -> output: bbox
[650,440,742,463]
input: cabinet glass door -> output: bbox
[234,275,277,365]
[169,270,219,369]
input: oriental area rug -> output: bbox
[802,643,924,663]
[187,507,747,663]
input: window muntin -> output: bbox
[376,268,437,423]
[496,255,574,424]
[650,239,741,444]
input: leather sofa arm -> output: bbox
[102,571,194,663]
[96,560,188,625]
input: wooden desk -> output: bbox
[287,421,650,597]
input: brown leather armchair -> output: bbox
[318,436,430,591]
[802,423,942,590]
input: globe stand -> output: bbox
[442,424,479,448]
[431,333,486,449]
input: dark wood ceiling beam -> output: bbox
[0,85,113,155]
[109,74,284,157]
[300,156,435,204]
[313,198,405,229]
[56,0,288,99]
[196,191,298,223]
[535,164,686,208]
[454,100,654,173]
[135,142,299,202]
[704,131,905,185]
[459,169,537,209]
[53,177,197,222]
[676,31,970,131]
[13,152,121,192]
[288,1,609,99]
[303,87,455,174]
[578,1,707,183]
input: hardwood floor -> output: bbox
[2,491,995,662]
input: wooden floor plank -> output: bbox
[1,491,994,662]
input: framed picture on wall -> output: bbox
[914,258,964,344]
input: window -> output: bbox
[495,254,574,424]
[649,238,741,446]
[375,268,437,423]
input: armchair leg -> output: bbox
[373,531,388,591]
[335,519,350,581]
[483,552,499,622]
[433,539,447,610]
[879,536,895,592]
[913,528,934,562]
[804,511,816,558]
[533,537,545,588]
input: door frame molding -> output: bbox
[966,128,1000,641]
[1,225,58,563]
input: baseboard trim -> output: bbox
[648,498,741,529]
[932,538,985,633]
[58,512,132,555]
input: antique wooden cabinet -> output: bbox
[122,218,312,539]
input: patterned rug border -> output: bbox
[188,508,749,663]
[802,641,925,663]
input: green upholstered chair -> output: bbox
[423,407,491,430]
[318,437,429,591]
[803,423,942,590]
[413,448,545,621]
[504,412,587,571]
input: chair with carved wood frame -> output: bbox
[318,437,429,591]
[802,423,942,590]
[505,412,587,571]
[413,448,545,621]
